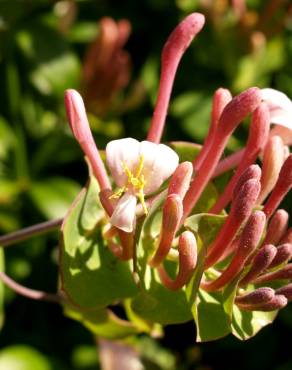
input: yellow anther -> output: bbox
[109,186,126,199]
[110,155,148,215]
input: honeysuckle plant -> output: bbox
[1,12,292,347]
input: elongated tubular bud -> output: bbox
[212,149,244,178]
[276,283,292,301]
[268,243,292,269]
[237,294,287,312]
[257,136,285,204]
[204,178,261,269]
[280,228,292,244]
[149,194,183,267]
[235,287,275,305]
[182,88,262,222]
[147,13,205,143]
[253,264,292,285]
[262,209,289,245]
[65,90,111,190]
[210,103,270,214]
[167,161,193,199]
[202,211,266,292]
[263,155,292,218]
[270,125,292,146]
[158,231,197,290]
[232,165,262,199]
[193,88,232,171]
[99,189,134,260]
[239,244,277,286]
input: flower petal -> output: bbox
[140,141,179,194]
[106,138,140,186]
[261,88,292,129]
[110,193,137,232]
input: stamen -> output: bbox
[111,156,148,215]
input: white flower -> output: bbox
[261,88,292,129]
[106,138,179,232]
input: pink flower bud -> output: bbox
[182,88,262,221]
[239,244,277,286]
[238,294,287,312]
[268,243,292,269]
[218,87,262,136]
[193,88,232,171]
[167,161,193,199]
[257,136,285,204]
[202,211,266,292]
[147,13,205,143]
[205,178,261,269]
[210,103,269,214]
[149,194,183,267]
[64,89,111,190]
[263,154,292,218]
[235,287,275,305]
[158,231,197,290]
[280,228,292,244]
[232,165,262,199]
[262,209,289,245]
[253,264,292,284]
[276,283,292,301]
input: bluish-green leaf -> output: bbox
[60,175,138,309]
[131,195,192,325]
[64,305,139,340]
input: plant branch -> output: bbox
[0,218,63,247]
[0,271,61,303]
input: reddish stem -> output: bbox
[147,13,205,143]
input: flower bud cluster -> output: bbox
[65,12,292,316]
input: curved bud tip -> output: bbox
[233,179,261,221]
[163,13,205,57]
[219,87,262,136]
[167,161,193,199]
[65,89,91,143]
[233,164,261,199]
[235,287,275,305]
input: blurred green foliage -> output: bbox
[0,0,291,369]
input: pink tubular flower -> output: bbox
[106,138,179,232]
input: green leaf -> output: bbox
[185,213,227,249]
[64,305,139,340]
[192,289,231,342]
[131,195,192,325]
[0,345,52,370]
[60,175,138,309]
[231,305,277,341]
[0,249,4,331]
[184,213,230,340]
[169,141,201,162]
[29,177,81,219]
